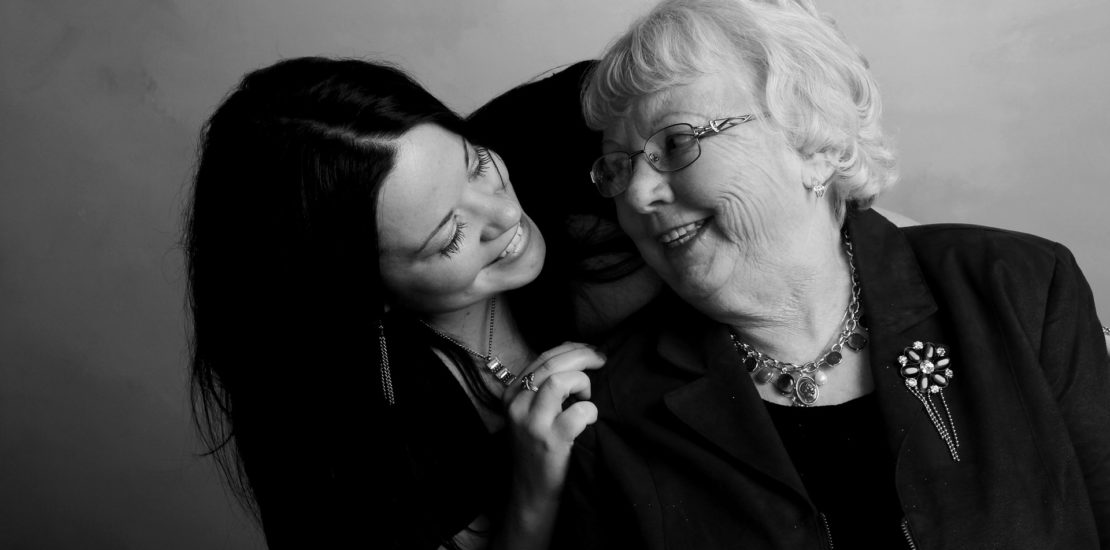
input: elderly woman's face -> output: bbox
[602,72,819,304]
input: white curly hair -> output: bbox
[583,0,898,214]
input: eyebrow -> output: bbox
[650,110,704,129]
[417,137,469,252]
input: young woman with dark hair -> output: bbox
[184,57,603,549]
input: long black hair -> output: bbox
[184,57,484,547]
[467,61,644,340]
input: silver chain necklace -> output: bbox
[729,231,869,406]
[420,296,517,387]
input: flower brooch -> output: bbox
[897,341,961,462]
[898,341,953,393]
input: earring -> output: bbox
[378,319,396,406]
[809,177,828,199]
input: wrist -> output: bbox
[494,493,560,550]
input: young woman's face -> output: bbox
[376,124,546,314]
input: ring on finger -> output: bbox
[520,372,539,393]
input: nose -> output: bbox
[465,150,521,241]
[621,155,673,214]
[473,192,522,242]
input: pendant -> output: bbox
[774,372,796,395]
[846,332,868,351]
[485,357,516,386]
[794,375,820,406]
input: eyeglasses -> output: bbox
[589,114,760,198]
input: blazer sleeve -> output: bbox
[1040,243,1110,546]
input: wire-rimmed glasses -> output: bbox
[589,114,760,198]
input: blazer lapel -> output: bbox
[660,318,810,502]
[848,209,945,461]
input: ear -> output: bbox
[800,149,839,190]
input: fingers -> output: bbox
[528,343,606,383]
[553,400,598,441]
[503,342,605,406]
[507,371,599,446]
[507,370,593,431]
[532,370,591,414]
[530,341,594,368]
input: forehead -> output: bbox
[376,124,462,251]
[605,71,760,144]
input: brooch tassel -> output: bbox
[898,341,960,462]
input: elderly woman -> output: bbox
[554,0,1110,548]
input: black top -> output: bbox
[766,394,905,548]
[255,321,510,549]
[370,325,510,549]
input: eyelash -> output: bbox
[472,146,493,179]
[440,220,467,258]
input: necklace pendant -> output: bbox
[794,375,820,406]
[485,356,516,386]
[846,332,868,351]
[774,373,796,395]
[485,356,503,373]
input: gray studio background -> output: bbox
[1,0,1107,548]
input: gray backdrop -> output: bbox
[1,0,1107,548]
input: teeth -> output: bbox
[658,220,705,248]
[498,225,524,259]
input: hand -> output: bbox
[503,342,604,504]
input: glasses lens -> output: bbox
[591,153,632,197]
[645,124,700,172]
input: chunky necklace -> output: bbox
[420,296,517,387]
[729,232,868,407]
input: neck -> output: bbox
[423,294,535,375]
[716,227,853,364]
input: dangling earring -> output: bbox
[812,177,828,199]
[378,318,396,406]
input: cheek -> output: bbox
[710,160,796,252]
[615,200,646,239]
[382,257,482,311]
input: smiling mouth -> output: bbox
[496,223,526,260]
[658,219,707,248]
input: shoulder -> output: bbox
[901,223,1072,284]
[590,298,661,398]
[589,292,710,419]
[597,292,688,372]
[896,223,1089,339]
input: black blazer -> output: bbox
[556,209,1110,549]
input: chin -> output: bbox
[523,236,547,280]
[667,262,725,303]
